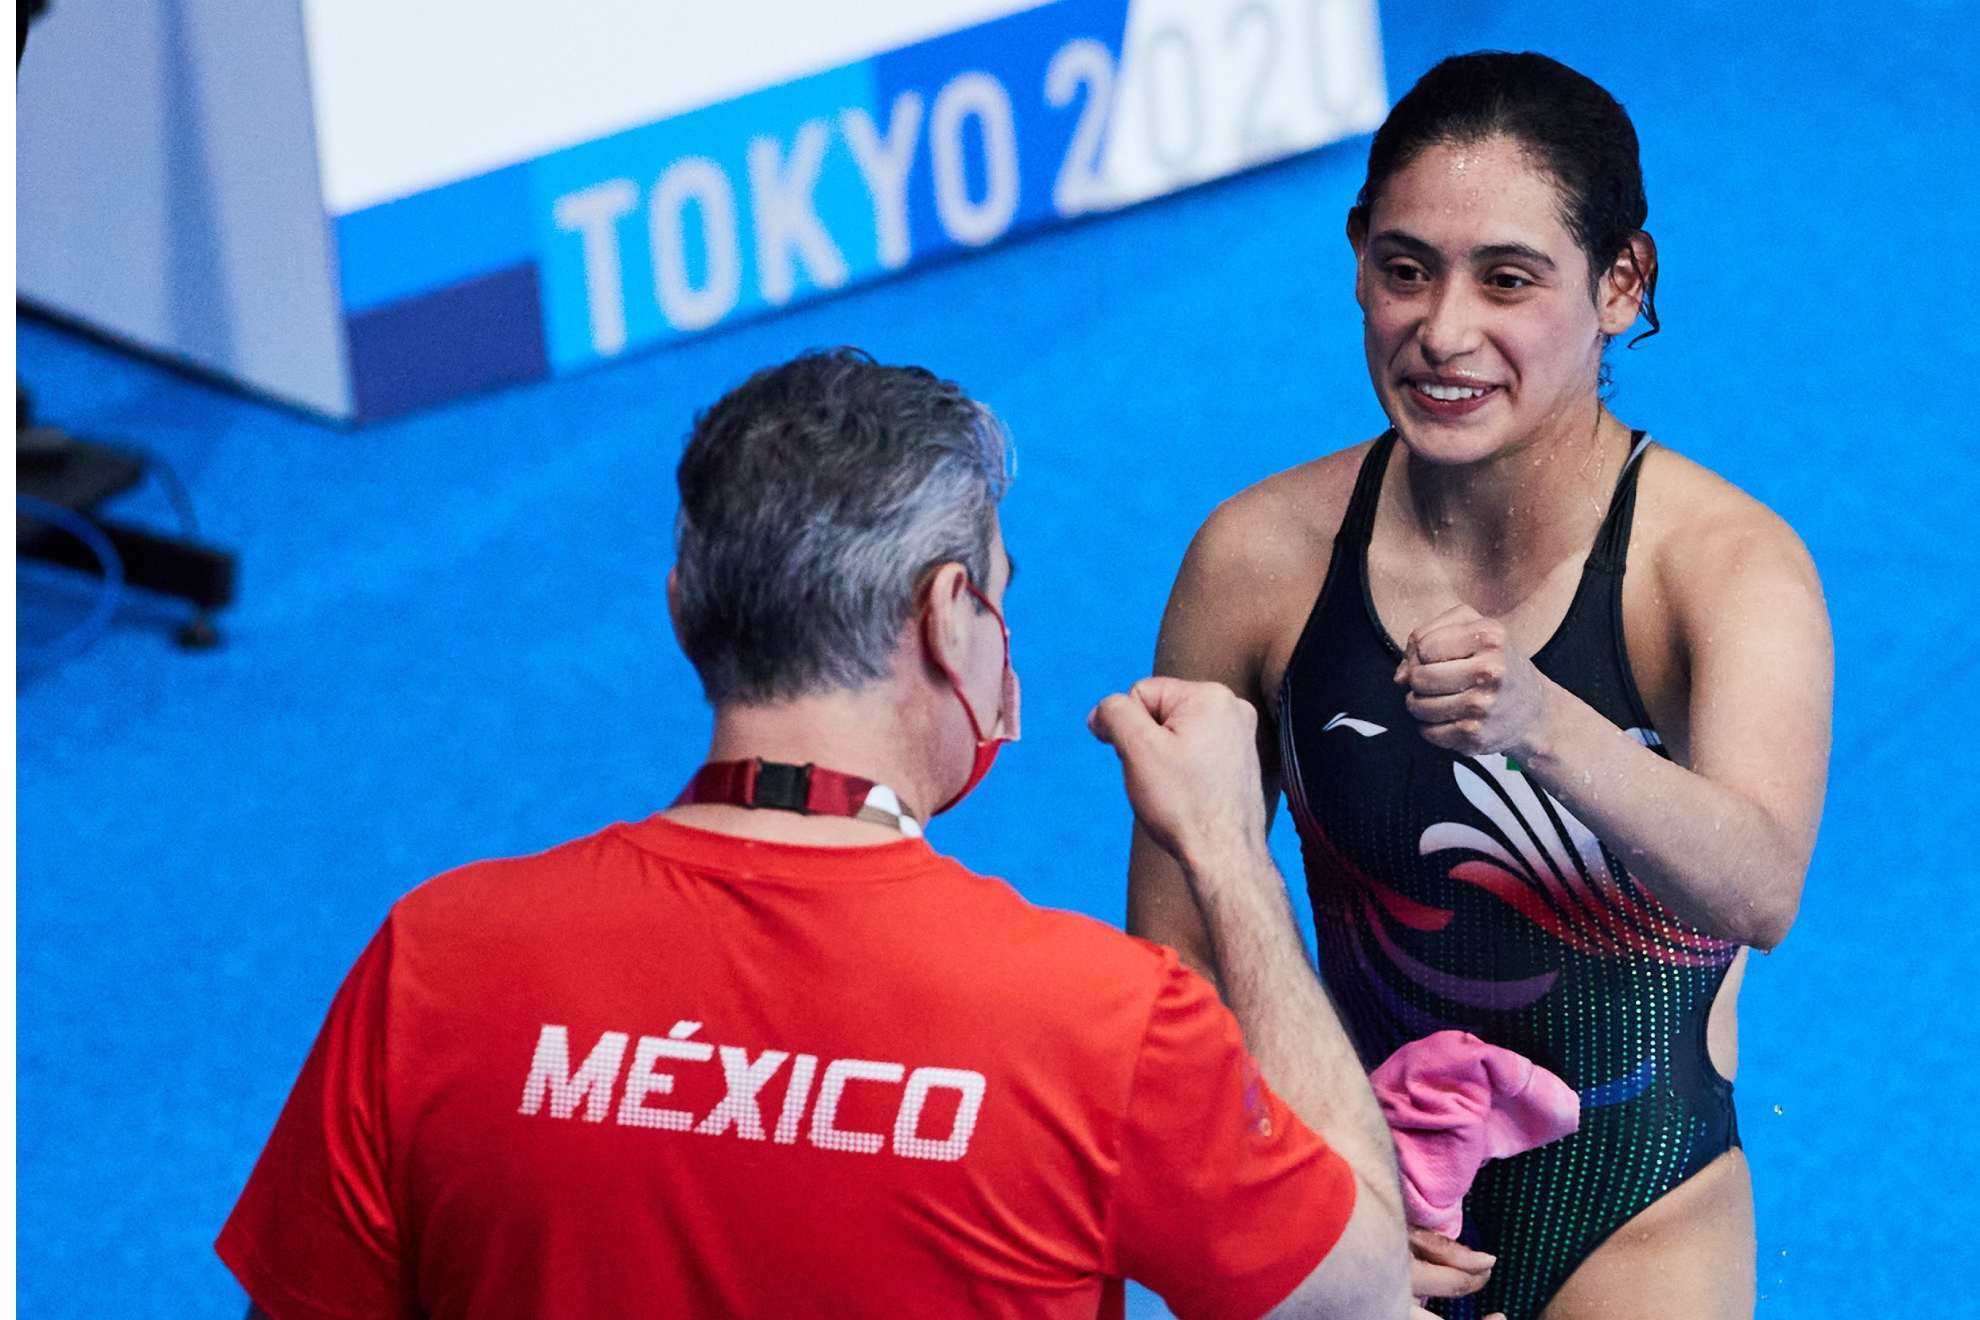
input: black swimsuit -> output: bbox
[1276,432,1742,1319]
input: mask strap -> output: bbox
[920,579,1009,739]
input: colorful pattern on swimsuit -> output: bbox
[1276,432,1741,1319]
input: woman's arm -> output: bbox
[1125,492,1311,988]
[1396,505,1832,949]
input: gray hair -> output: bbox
[673,348,1012,705]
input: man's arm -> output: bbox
[1178,831,1399,1204]
[1183,828,1416,1320]
[1094,678,1411,1317]
[1102,681,1399,1203]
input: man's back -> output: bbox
[218,815,1353,1319]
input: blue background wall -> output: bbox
[17,2,1975,1314]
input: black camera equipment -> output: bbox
[17,0,238,651]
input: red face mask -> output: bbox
[922,579,1020,816]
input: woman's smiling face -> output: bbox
[1353,134,1638,465]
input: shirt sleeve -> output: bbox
[216,919,411,1320]
[1107,950,1358,1320]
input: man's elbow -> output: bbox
[1265,1177,1412,1319]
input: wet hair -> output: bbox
[674,348,1011,705]
[1352,51,1660,347]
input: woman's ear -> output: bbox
[1599,231,1657,337]
[1347,207,1371,308]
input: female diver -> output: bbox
[1126,52,1832,1320]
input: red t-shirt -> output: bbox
[217,815,1355,1319]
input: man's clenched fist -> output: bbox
[1088,677,1267,870]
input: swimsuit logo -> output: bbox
[1323,712,1388,737]
[1419,754,1738,967]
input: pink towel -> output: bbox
[1370,1031,1580,1238]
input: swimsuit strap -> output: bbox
[1588,431,1653,574]
[1339,430,1399,552]
[1342,427,1645,572]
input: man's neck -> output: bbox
[664,685,943,846]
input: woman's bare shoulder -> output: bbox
[1155,438,1380,689]
[1635,443,1824,613]
[1184,438,1379,584]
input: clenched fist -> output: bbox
[1087,677,1267,871]
[1395,604,1551,758]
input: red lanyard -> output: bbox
[677,759,922,837]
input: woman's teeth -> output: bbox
[1413,381,1490,401]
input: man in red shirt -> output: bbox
[218,349,1421,1318]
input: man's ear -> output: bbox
[666,568,684,641]
[1599,231,1657,338]
[920,562,971,676]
